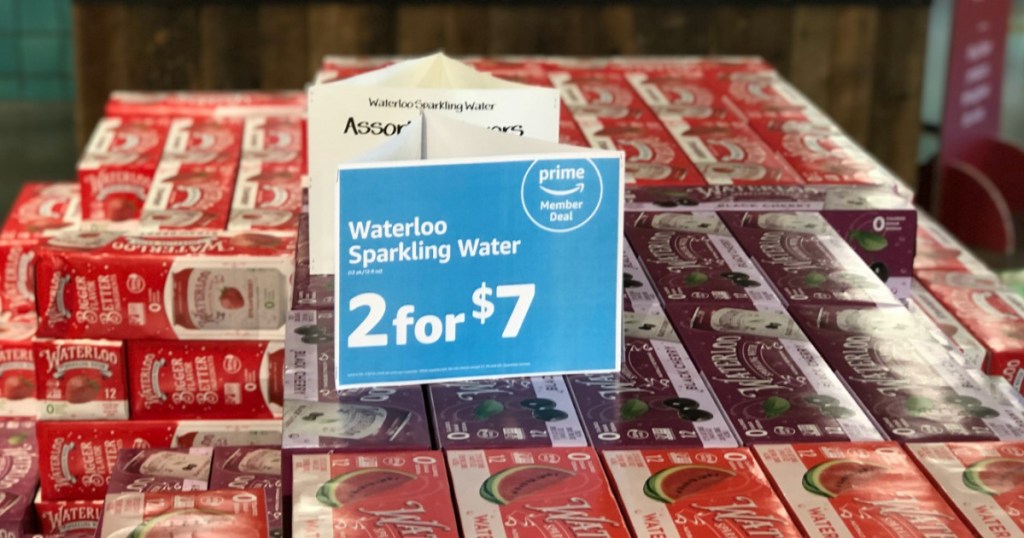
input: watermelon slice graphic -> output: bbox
[479,465,575,505]
[802,459,885,498]
[316,468,417,508]
[963,458,1024,496]
[643,465,735,504]
[128,509,255,537]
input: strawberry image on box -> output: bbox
[34,338,128,421]
[602,447,802,538]
[907,441,1024,537]
[127,340,284,420]
[754,442,973,538]
[107,447,213,493]
[0,315,38,417]
[448,447,630,538]
[293,450,458,538]
[575,115,702,186]
[98,489,269,538]
[34,493,104,538]
[35,230,294,341]
[1,182,81,240]
[77,116,171,221]
[104,90,306,118]
[210,447,283,537]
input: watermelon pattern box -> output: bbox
[107,447,213,493]
[791,303,1024,442]
[34,493,104,538]
[429,376,588,449]
[625,211,781,308]
[602,447,802,538]
[448,447,629,538]
[720,211,900,307]
[282,309,431,451]
[210,447,283,537]
[34,338,128,421]
[907,441,1024,537]
[292,450,458,538]
[622,241,661,314]
[908,280,987,369]
[0,421,37,537]
[668,302,883,444]
[566,338,737,449]
[99,489,270,538]
[754,442,973,538]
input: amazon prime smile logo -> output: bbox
[521,158,603,233]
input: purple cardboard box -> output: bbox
[282,310,432,451]
[669,303,883,444]
[789,303,1024,442]
[623,241,661,314]
[625,212,780,308]
[0,419,37,536]
[625,185,917,299]
[292,214,334,310]
[567,338,738,449]
[107,448,213,493]
[428,376,588,449]
[210,447,282,538]
[720,211,900,307]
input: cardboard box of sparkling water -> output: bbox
[448,447,629,538]
[283,309,431,450]
[228,160,305,232]
[907,441,1024,537]
[567,338,737,449]
[429,376,588,449]
[720,211,900,307]
[624,71,747,124]
[665,120,804,186]
[141,160,237,230]
[98,489,269,538]
[914,209,994,275]
[549,70,656,121]
[77,116,171,221]
[790,303,1024,442]
[668,302,883,444]
[241,116,306,168]
[0,316,38,417]
[34,338,128,420]
[105,90,306,118]
[292,214,333,310]
[625,212,780,308]
[210,447,282,538]
[126,340,283,420]
[107,447,213,493]
[37,419,282,501]
[575,115,702,186]
[754,442,973,538]
[34,494,103,538]
[602,447,802,538]
[909,279,987,368]
[35,230,294,341]
[622,241,661,314]
[1,182,81,241]
[293,450,458,538]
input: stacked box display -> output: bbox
[210,447,283,537]
[0,418,37,537]
[107,447,213,493]
[34,339,128,421]
[98,489,270,538]
[229,116,307,232]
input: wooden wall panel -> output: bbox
[121,5,200,90]
[199,4,261,90]
[72,2,128,146]
[395,5,489,55]
[633,6,713,54]
[828,6,879,144]
[310,4,395,72]
[258,4,309,89]
[788,6,838,108]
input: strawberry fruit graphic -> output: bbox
[65,374,102,404]
[2,375,34,400]
[220,287,245,310]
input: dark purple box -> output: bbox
[719,211,900,307]
[210,447,282,538]
[0,419,37,537]
[625,212,780,308]
[282,309,432,451]
[624,185,916,299]
[623,241,661,314]
[567,338,738,449]
[789,303,1024,442]
[428,376,588,449]
[107,447,213,493]
[670,303,884,444]
[292,213,333,310]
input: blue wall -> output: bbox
[0,0,73,101]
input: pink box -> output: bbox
[34,338,128,421]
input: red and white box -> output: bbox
[0,315,38,417]
[34,338,128,421]
[0,240,40,316]
[909,279,988,369]
[127,340,284,420]
[98,489,269,538]
[141,160,237,230]
[160,117,243,167]
[624,71,747,124]
[241,116,306,170]
[915,209,995,275]
[77,116,171,221]
[575,115,702,186]
[907,441,1024,537]
[34,493,104,538]
[665,120,804,185]
[549,70,656,121]
[35,230,294,341]
[37,419,282,501]
[754,442,973,538]
[1,182,81,240]
[706,71,813,118]
[105,90,305,118]
[227,159,305,233]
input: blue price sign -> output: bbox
[336,155,623,387]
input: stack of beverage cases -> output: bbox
[1,56,1023,537]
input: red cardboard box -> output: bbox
[664,121,804,185]
[0,315,37,417]
[34,338,128,420]
[98,489,269,538]
[549,70,657,121]
[1,182,81,240]
[127,340,284,420]
[241,116,306,170]
[227,160,305,233]
[34,493,103,538]
[35,230,294,341]
[104,90,305,118]
[575,115,702,186]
